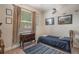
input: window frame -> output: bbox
[20,8,33,33]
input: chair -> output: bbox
[0,39,5,54]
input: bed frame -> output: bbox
[70,30,74,48]
[70,30,79,49]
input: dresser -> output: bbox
[20,33,35,48]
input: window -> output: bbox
[20,9,32,33]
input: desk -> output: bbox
[20,33,35,48]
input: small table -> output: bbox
[20,33,35,48]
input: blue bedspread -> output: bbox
[24,43,68,54]
[38,36,71,52]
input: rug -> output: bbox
[24,43,68,54]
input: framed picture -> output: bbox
[58,14,72,25]
[6,9,12,16]
[45,17,54,25]
[6,17,12,24]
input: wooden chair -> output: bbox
[0,23,4,54]
[0,39,5,54]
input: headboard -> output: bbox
[69,30,74,48]
[69,30,79,48]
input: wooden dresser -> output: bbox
[20,33,35,48]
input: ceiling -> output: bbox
[28,4,79,13]
[28,4,61,12]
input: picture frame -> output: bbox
[58,14,72,25]
[45,17,54,25]
[6,17,12,24]
[6,9,12,16]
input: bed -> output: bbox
[23,35,71,54]
[38,35,71,52]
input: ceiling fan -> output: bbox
[52,8,56,14]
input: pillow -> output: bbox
[42,35,48,37]
[48,35,59,38]
[59,37,70,41]
[59,36,64,39]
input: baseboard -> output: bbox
[5,44,20,52]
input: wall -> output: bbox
[35,13,46,40]
[43,5,79,37]
[0,4,13,51]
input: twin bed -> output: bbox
[24,35,71,54]
[38,35,71,52]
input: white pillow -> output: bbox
[59,36,64,39]
[43,35,48,37]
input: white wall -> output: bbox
[0,4,13,51]
[36,13,46,40]
[43,6,79,37]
